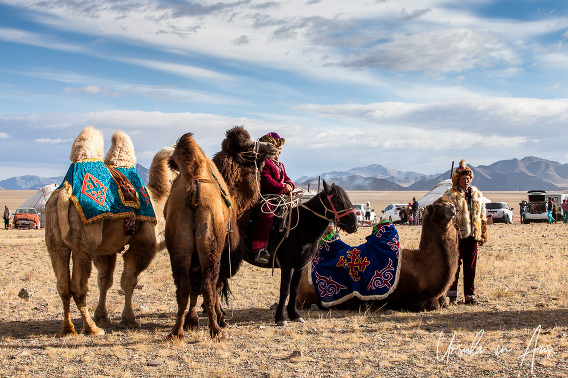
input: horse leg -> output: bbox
[119,225,157,329]
[70,253,104,336]
[93,254,117,329]
[47,244,76,336]
[276,267,293,326]
[286,267,306,323]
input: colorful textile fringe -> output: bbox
[55,160,156,225]
[309,222,401,307]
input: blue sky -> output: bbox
[1,0,568,182]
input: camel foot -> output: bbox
[166,331,184,341]
[219,318,228,328]
[209,325,224,340]
[83,326,105,336]
[93,313,113,329]
[276,320,288,327]
[294,317,305,323]
[118,318,140,329]
[60,324,78,337]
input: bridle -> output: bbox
[299,192,354,226]
[237,141,262,163]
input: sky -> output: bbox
[1,0,568,182]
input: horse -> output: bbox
[242,181,358,326]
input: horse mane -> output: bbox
[169,133,207,181]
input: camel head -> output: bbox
[221,126,277,165]
[69,126,104,162]
[424,196,456,227]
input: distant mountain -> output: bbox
[296,164,434,187]
[0,175,64,190]
[0,164,151,190]
[297,157,568,192]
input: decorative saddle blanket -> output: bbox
[56,160,156,224]
[309,222,401,307]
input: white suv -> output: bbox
[380,203,406,224]
[485,202,514,224]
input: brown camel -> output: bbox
[45,126,174,336]
[164,126,276,339]
[297,196,459,312]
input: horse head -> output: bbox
[221,125,277,165]
[321,180,358,234]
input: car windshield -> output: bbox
[16,208,35,214]
[385,205,393,211]
[486,203,507,210]
[353,204,362,211]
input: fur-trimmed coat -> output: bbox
[444,185,488,244]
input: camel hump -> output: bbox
[104,130,136,167]
[148,145,176,200]
[169,132,207,180]
[69,126,104,162]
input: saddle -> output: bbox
[56,160,156,230]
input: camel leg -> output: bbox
[183,292,200,331]
[167,250,192,340]
[70,254,105,336]
[276,267,293,326]
[215,283,228,328]
[93,254,117,329]
[286,267,305,323]
[201,259,223,339]
[119,226,157,329]
[47,244,77,336]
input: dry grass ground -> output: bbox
[1,190,567,377]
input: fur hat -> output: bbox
[259,132,285,147]
[451,159,474,186]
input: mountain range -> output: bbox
[296,156,568,192]
[1,157,567,192]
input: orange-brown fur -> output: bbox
[297,196,459,312]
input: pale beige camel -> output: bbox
[45,126,174,336]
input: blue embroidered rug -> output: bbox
[55,160,156,224]
[309,222,401,307]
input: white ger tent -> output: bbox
[19,184,57,228]
[417,179,491,207]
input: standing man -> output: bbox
[562,199,568,224]
[364,201,372,222]
[3,205,10,229]
[445,159,488,305]
[411,197,419,225]
[519,200,528,224]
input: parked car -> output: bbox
[524,190,548,224]
[13,207,41,229]
[485,202,514,224]
[353,203,377,225]
[380,203,406,224]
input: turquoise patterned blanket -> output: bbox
[56,160,156,224]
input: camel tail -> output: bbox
[169,132,207,182]
[57,187,72,244]
[148,146,176,202]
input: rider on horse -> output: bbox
[253,132,295,264]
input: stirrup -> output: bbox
[255,248,270,264]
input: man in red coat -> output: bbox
[253,132,295,263]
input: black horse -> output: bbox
[243,180,358,325]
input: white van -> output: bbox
[524,190,548,224]
[380,203,407,224]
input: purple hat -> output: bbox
[259,132,285,147]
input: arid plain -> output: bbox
[1,189,567,377]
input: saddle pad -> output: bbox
[56,160,156,224]
[309,222,401,307]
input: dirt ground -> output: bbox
[1,190,567,377]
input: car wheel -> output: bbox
[389,216,392,222]
[504,214,511,224]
